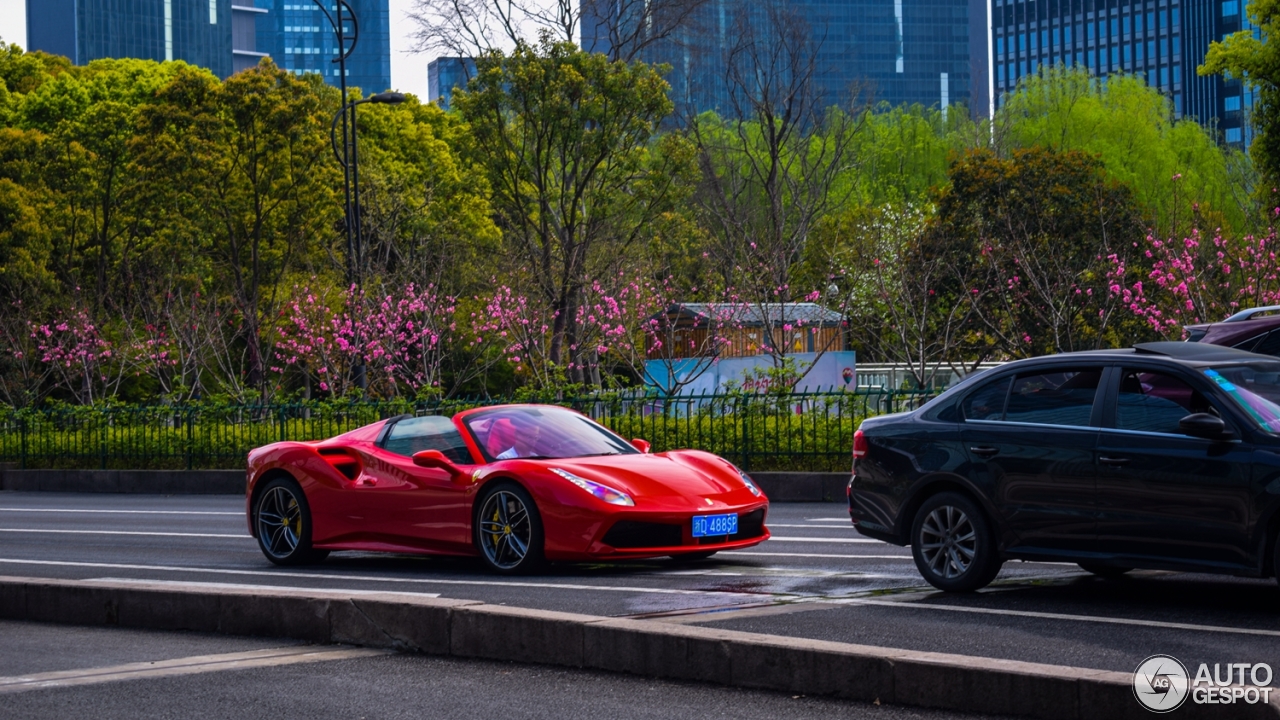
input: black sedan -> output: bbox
[849,341,1280,592]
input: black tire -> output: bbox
[1078,562,1133,578]
[669,551,718,562]
[254,477,328,566]
[910,491,1002,592]
[474,481,545,574]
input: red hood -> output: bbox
[532,450,746,501]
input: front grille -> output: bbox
[697,508,766,545]
[603,521,683,549]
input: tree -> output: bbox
[1202,0,1280,200]
[933,147,1146,357]
[407,0,709,63]
[829,204,991,388]
[455,40,692,387]
[690,1,860,377]
[1002,66,1253,235]
[134,61,339,398]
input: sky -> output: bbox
[0,0,433,99]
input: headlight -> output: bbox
[550,468,635,506]
[739,469,762,496]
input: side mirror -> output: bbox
[413,449,463,475]
[1178,413,1234,440]
[631,438,651,454]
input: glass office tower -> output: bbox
[27,0,245,78]
[427,56,476,110]
[583,0,986,117]
[253,0,391,94]
[991,0,1252,145]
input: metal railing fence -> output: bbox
[0,389,936,472]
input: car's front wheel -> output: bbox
[254,477,328,566]
[474,482,545,574]
[910,492,1002,592]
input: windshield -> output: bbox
[1203,364,1280,433]
[463,406,639,461]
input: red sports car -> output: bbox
[246,404,770,573]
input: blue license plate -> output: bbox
[692,513,738,538]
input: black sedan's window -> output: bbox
[962,377,1011,421]
[382,416,473,464]
[1004,369,1101,427]
[1116,369,1219,435]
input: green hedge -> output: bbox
[0,392,929,472]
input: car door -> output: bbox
[1094,365,1255,569]
[960,365,1103,556]
[349,416,477,553]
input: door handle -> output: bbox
[969,446,999,457]
[1099,456,1130,466]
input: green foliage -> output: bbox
[1202,0,1280,199]
[0,393,900,472]
[1000,66,1254,234]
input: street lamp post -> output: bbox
[314,0,404,392]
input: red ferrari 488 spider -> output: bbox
[246,404,770,573]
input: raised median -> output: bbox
[0,574,1272,720]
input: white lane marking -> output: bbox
[0,508,241,516]
[725,551,913,559]
[0,529,246,538]
[0,646,388,694]
[841,597,1280,638]
[766,523,855,529]
[803,518,849,522]
[766,536,879,544]
[0,558,794,599]
[83,577,442,598]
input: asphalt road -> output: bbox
[0,620,1003,720]
[0,492,1277,677]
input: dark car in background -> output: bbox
[848,341,1280,592]
[1186,305,1280,354]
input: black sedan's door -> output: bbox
[1095,366,1254,569]
[960,366,1103,556]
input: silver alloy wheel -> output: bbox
[257,486,302,559]
[918,505,977,579]
[478,490,531,570]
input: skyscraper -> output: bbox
[584,0,987,117]
[990,0,1253,145]
[25,0,391,96]
[253,0,391,94]
[427,56,476,110]
[26,0,266,78]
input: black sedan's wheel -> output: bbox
[474,482,544,574]
[1078,562,1133,578]
[910,492,1001,592]
[255,477,328,566]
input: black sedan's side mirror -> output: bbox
[1178,413,1235,440]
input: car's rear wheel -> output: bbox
[475,482,545,574]
[1078,562,1133,578]
[910,492,1002,592]
[255,477,328,566]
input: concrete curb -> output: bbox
[0,575,1272,719]
[0,469,849,501]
